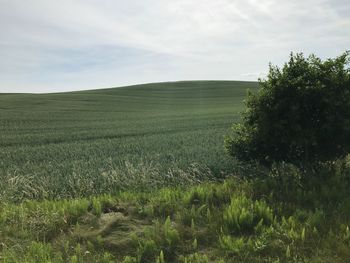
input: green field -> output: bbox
[1,80,350,262]
[0,81,257,201]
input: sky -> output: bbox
[0,0,349,93]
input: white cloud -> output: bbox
[0,0,349,92]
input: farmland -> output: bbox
[0,81,255,201]
[1,80,350,262]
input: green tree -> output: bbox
[225,52,350,168]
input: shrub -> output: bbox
[225,52,350,168]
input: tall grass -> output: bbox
[0,161,217,202]
[1,162,350,262]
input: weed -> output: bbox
[223,195,273,234]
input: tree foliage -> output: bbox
[225,52,350,167]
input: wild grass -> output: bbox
[1,160,350,262]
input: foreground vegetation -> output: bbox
[0,81,256,202]
[1,160,350,262]
[2,75,350,262]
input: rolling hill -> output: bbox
[0,81,257,200]
[1,81,349,262]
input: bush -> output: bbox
[225,52,350,168]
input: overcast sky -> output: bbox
[0,0,349,93]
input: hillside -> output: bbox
[1,81,349,262]
[0,81,257,201]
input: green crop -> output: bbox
[0,81,256,202]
